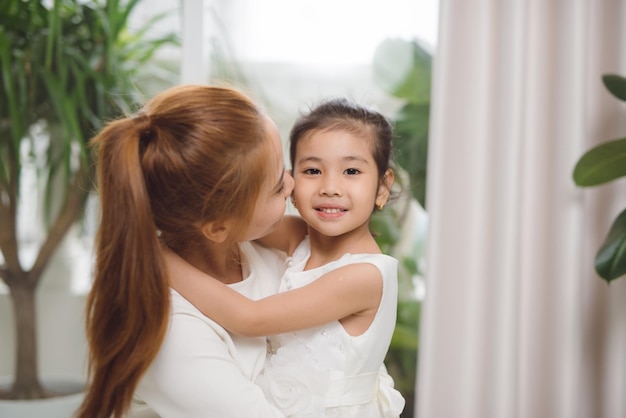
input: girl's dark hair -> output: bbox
[77,85,271,418]
[289,97,397,196]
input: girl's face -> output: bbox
[291,128,390,238]
[244,117,294,241]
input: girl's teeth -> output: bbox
[321,208,341,214]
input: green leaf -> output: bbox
[0,32,25,146]
[373,38,432,103]
[401,255,419,277]
[371,210,402,254]
[390,300,420,351]
[602,74,626,102]
[394,102,430,207]
[573,137,626,186]
[397,299,420,326]
[372,38,432,208]
[595,208,626,283]
[1,0,178,229]
[390,324,419,350]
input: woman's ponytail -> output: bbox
[77,116,170,418]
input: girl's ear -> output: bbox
[375,169,395,209]
[200,219,232,243]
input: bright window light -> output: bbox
[225,0,439,65]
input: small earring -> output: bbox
[291,199,297,208]
[376,203,384,211]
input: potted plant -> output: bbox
[0,0,176,403]
[573,74,626,283]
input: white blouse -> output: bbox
[135,242,287,418]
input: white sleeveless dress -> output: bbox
[257,237,405,417]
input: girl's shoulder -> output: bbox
[337,253,398,288]
[343,252,398,271]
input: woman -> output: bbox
[76,85,294,418]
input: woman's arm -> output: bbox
[255,214,307,255]
[136,294,285,418]
[166,249,383,337]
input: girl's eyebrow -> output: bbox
[297,155,369,165]
[297,156,321,165]
[343,155,369,163]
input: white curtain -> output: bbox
[417,1,626,418]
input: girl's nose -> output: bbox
[320,175,342,196]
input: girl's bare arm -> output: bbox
[255,214,307,255]
[165,248,382,337]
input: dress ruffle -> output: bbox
[376,367,405,418]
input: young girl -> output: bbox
[168,98,405,417]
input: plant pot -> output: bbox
[0,376,84,418]
[128,399,162,418]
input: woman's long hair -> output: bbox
[76,85,272,418]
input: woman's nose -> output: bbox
[283,171,295,196]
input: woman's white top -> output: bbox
[258,237,405,417]
[135,242,287,418]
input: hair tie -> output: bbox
[133,111,152,133]
[134,112,154,144]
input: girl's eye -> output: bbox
[345,168,360,175]
[303,168,321,175]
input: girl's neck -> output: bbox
[179,242,244,285]
[305,226,380,270]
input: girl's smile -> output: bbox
[315,205,348,216]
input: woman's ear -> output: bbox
[375,169,395,209]
[200,220,231,243]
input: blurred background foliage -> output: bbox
[0,0,178,399]
[371,38,432,417]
